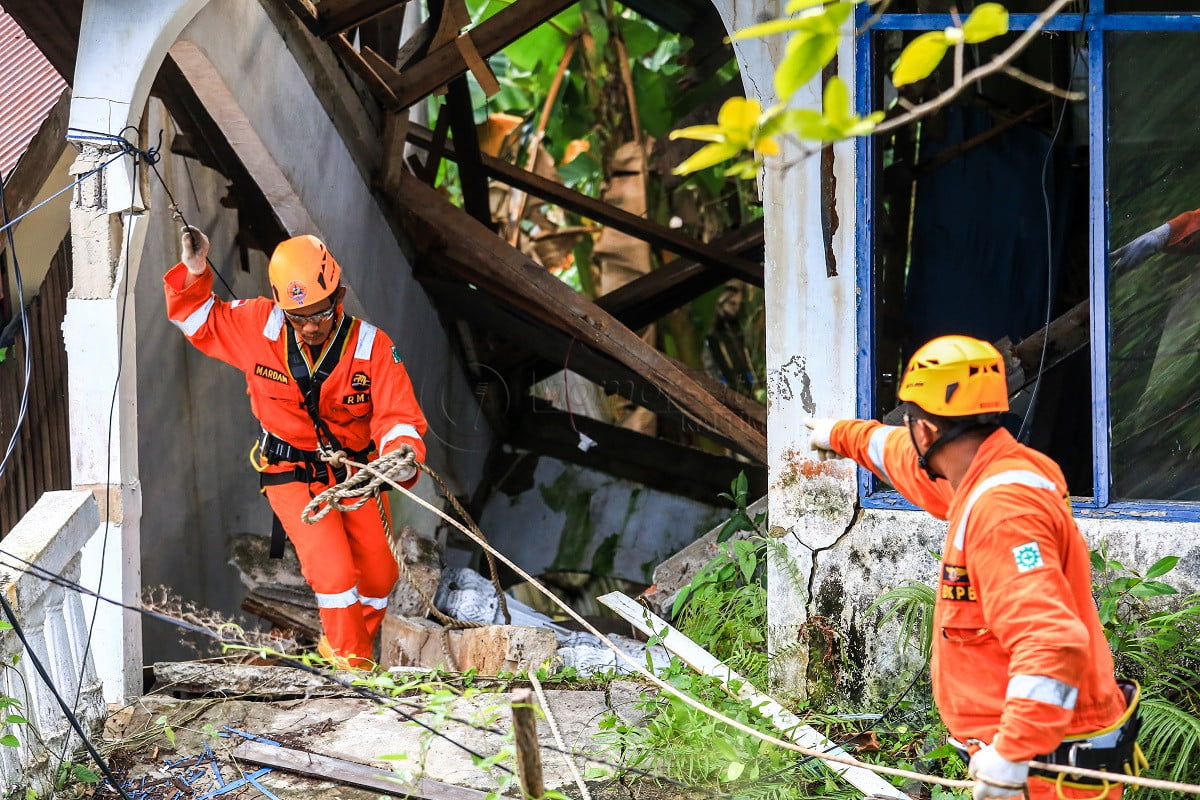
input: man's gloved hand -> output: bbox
[391,443,417,482]
[968,744,1029,800]
[803,418,842,461]
[180,226,210,276]
[1111,222,1169,271]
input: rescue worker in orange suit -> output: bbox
[805,336,1142,800]
[164,227,427,669]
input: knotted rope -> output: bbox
[301,449,510,629]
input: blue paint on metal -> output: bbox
[865,491,1200,522]
[1088,28,1110,506]
[856,5,876,503]
[868,12,1200,31]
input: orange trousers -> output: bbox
[264,480,398,664]
[1027,776,1122,800]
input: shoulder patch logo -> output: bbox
[391,345,402,364]
[351,371,371,390]
[254,364,289,384]
[1013,541,1045,573]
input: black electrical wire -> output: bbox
[1018,44,1081,444]
[0,594,135,800]
[0,170,32,483]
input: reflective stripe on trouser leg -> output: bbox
[263,480,372,661]
[343,495,399,644]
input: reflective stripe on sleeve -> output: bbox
[1007,674,1078,709]
[172,296,215,337]
[356,591,388,610]
[355,322,377,360]
[952,470,1058,550]
[314,588,359,609]
[262,307,285,341]
[380,423,422,452]
[868,426,898,485]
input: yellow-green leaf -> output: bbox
[962,2,1009,44]
[892,30,949,87]
[785,0,831,12]
[723,762,746,782]
[731,14,821,41]
[755,135,780,156]
[823,76,851,127]
[717,96,763,141]
[775,32,838,100]
[668,124,725,143]
[765,108,839,142]
[727,159,761,179]
[842,110,885,137]
[673,141,743,175]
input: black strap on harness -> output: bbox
[259,314,359,559]
[1029,680,1142,788]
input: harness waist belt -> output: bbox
[257,431,373,485]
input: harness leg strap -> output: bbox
[269,513,287,559]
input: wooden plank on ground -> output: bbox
[405,123,763,284]
[596,592,912,800]
[388,0,579,110]
[232,741,490,799]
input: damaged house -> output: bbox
[0,0,1196,795]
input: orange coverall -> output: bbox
[831,422,1127,799]
[164,263,428,663]
[1164,208,1200,253]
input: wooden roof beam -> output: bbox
[596,219,765,331]
[393,177,767,462]
[316,0,411,39]
[405,123,763,285]
[387,0,578,111]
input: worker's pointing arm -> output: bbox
[806,418,952,519]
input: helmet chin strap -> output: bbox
[907,421,946,481]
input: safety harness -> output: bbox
[953,680,1146,798]
[254,313,374,558]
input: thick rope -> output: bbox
[303,448,510,624]
[306,453,1200,797]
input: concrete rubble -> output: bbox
[104,671,660,799]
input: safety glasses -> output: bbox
[283,305,337,325]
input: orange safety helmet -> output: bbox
[897,335,1009,417]
[267,235,342,310]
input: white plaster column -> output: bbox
[65,144,146,702]
[708,0,862,697]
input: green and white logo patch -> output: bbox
[1012,541,1045,573]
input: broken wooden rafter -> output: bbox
[315,0,411,39]
[882,299,1090,425]
[233,741,490,800]
[419,275,764,455]
[387,0,579,111]
[443,79,492,225]
[596,219,765,331]
[392,177,767,461]
[405,123,764,284]
[512,400,767,503]
[0,88,71,261]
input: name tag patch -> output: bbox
[1013,541,1045,573]
[343,392,370,405]
[940,562,976,602]
[254,364,289,384]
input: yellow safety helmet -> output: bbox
[267,235,342,310]
[897,335,1009,417]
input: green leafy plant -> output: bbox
[671,0,1015,175]
[867,579,936,662]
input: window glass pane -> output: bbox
[879,0,1086,12]
[1107,32,1200,501]
[871,30,1094,494]
[1109,1,1200,11]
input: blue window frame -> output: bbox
[854,1,1200,521]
